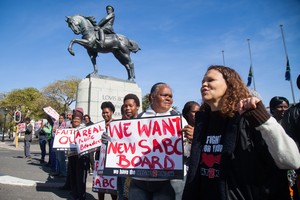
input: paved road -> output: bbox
[0,137,112,200]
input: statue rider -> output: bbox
[96,5,115,48]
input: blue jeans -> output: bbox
[39,136,47,160]
[24,140,31,157]
[129,179,175,200]
[48,138,56,172]
[56,150,67,176]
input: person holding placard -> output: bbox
[118,94,140,200]
[129,82,187,200]
[68,107,89,200]
[38,119,52,164]
[97,101,118,200]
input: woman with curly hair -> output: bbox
[182,65,300,200]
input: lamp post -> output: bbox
[2,108,9,142]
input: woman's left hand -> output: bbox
[237,97,260,115]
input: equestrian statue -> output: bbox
[66,5,140,81]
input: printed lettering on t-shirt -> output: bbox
[201,134,223,178]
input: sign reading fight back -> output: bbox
[103,115,184,179]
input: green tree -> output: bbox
[142,93,150,111]
[42,77,80,112]
[0,87,42,131]
[0,87,40,118]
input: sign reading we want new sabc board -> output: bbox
[103,115,184,179]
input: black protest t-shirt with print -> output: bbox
[199,111,227,199]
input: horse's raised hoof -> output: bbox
[68,48,75,56]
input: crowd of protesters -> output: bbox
[16,70,300,200]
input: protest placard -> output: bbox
[18,123,26,133]
[75,121,106,155]
[43,106,59,121]
[53,128,77,150]
[103,115,184,179]
[34,120,42,132]
[92,145,117,194]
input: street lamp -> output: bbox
[2,108,9,142]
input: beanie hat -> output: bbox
[73,107,84,120]
[297,74,300,90]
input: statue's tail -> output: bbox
[128,40,141,53]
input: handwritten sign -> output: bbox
[18,123,26,133]
[43,106,59,121]
[53,128,77,149]
[34,120,42,132]
[75,121,106,155]
[103,115,184,179]
[92,145,117,193]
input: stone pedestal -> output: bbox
[75,75,142,122]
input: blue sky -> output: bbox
[1,0,300,111]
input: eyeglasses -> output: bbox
[159,94,173,98]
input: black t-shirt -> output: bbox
[199,111,227,200]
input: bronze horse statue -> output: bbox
[66,15,140,81]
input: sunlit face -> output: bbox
[151,85,173,113]
[123,99,139,119]
[187,104,200,126]
[72,116,82,128]
[201,69,227,110]
[84,116,90,124]
[67,113,73,120]
[272,101,289,121]
[102,108,114,122]
[59,116,65,123]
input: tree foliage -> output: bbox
[0,87,40,119]
[142,93,150,111]
[0,77,81,132]
[42,77,80,112]
[0,87,42,131]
